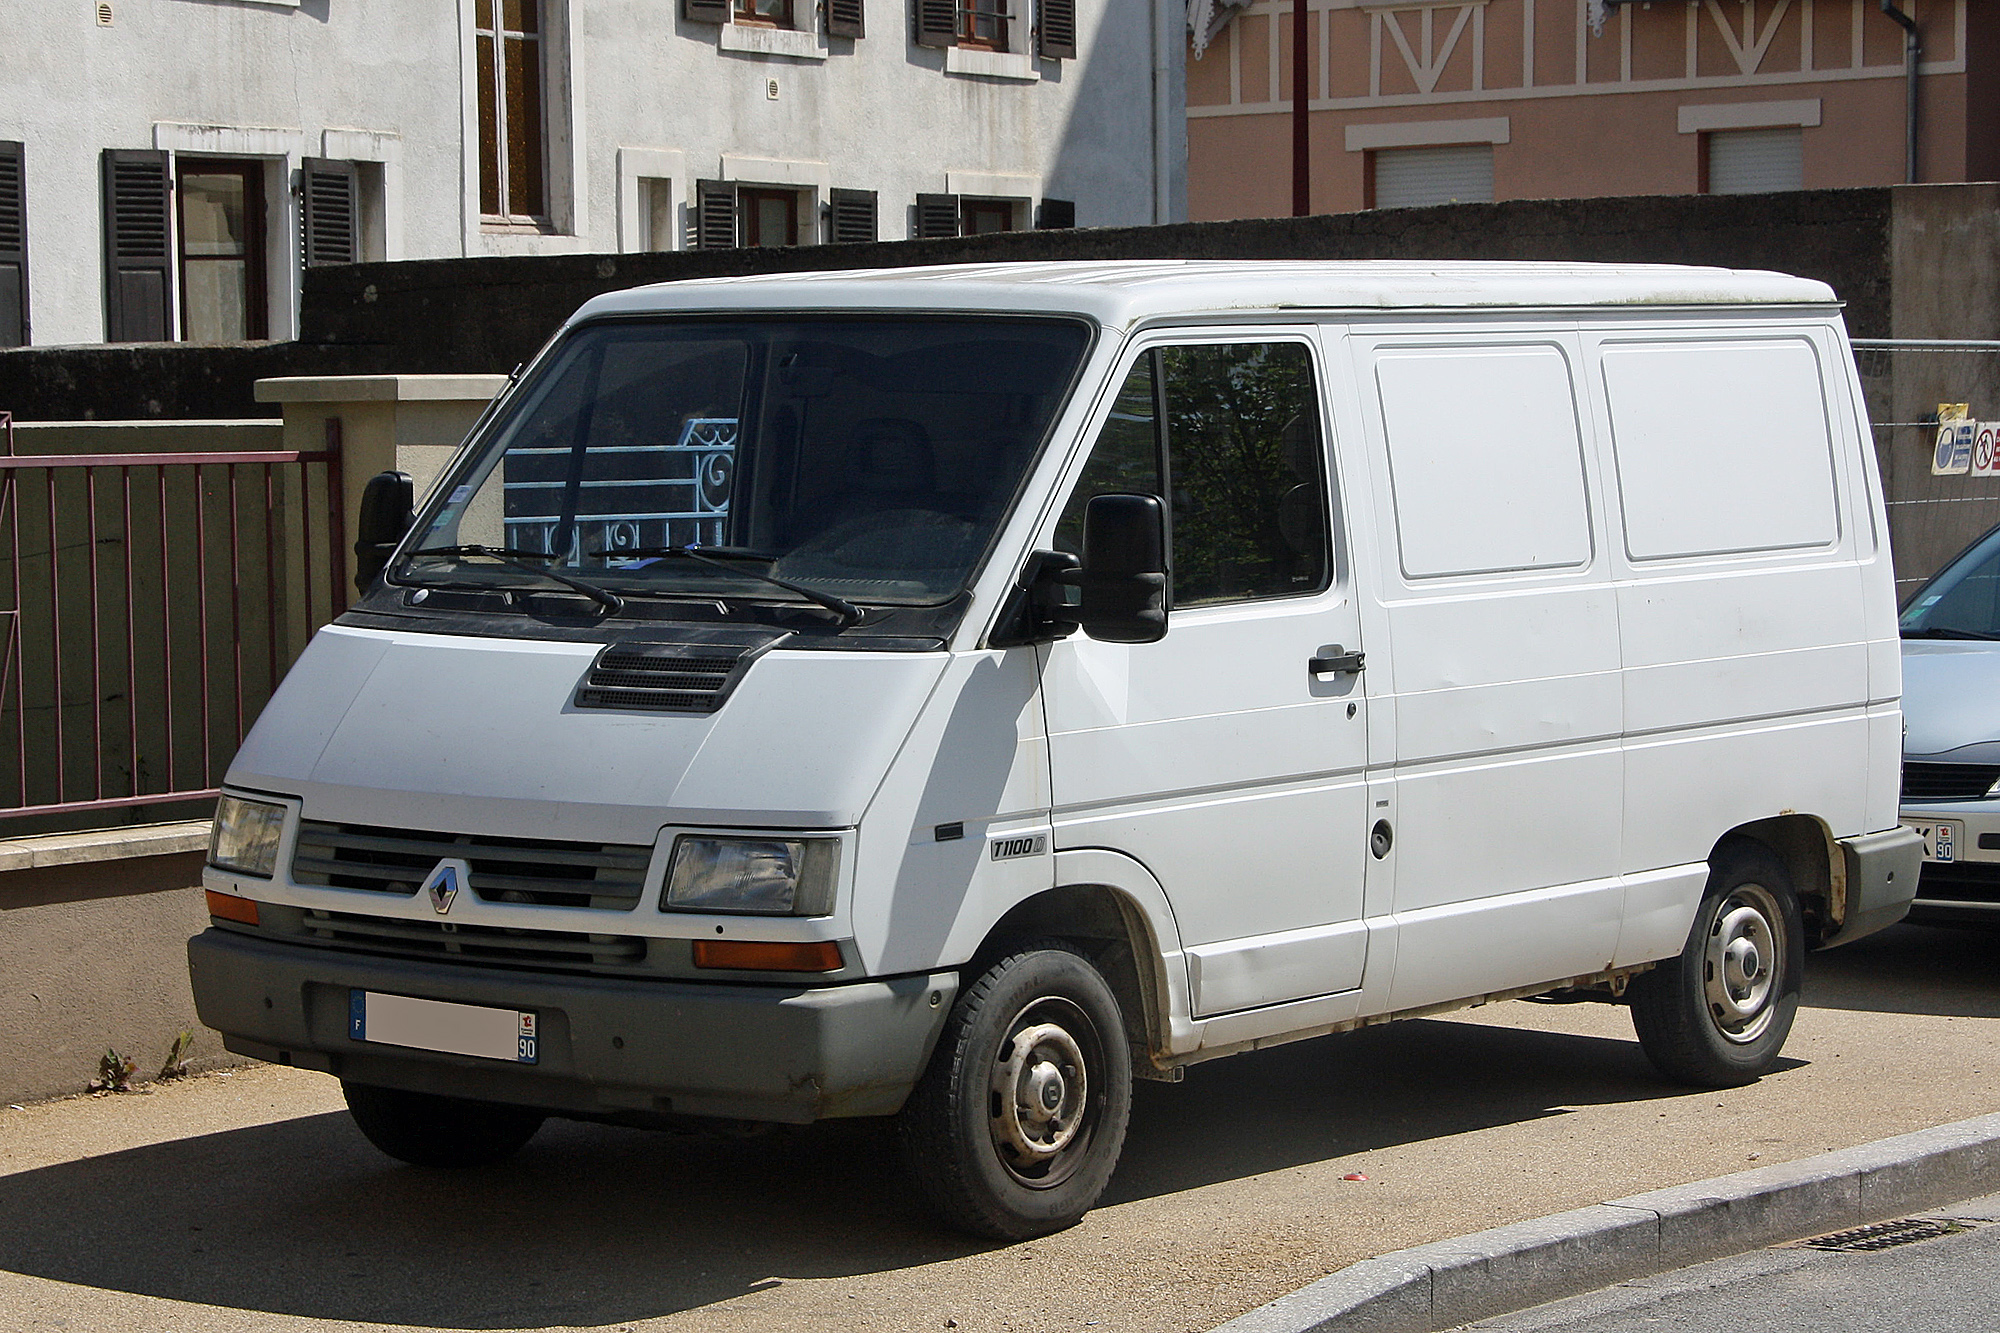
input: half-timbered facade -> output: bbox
[1187,0,1996,218]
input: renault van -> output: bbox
[190,261,1919,1239]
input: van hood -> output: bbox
[1901,637,2000,762]
[227,625,948,844]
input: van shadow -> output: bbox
[0,1018,1723,1327]
[1803,921,2000,1019]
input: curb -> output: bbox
[1213,1110,2000,1333]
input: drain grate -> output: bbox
[1790,1218,1970,1252]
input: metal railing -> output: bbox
[0,412,344,830]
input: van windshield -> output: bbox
[401,316,1091,614]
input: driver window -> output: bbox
[1055,341,1330,609]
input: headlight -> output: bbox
[663,836,838,916]
[209,795,287,878]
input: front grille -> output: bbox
[302,908,647,972]
[1901,762,2000,802]
[292,822,651,910]
[573,630,783,714]
[1915,859,2000,905]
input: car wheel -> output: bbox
[1629,841,1803,1088]
[897,942,1133,1240]
[342,1081,546,1167]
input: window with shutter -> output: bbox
[695,180,738,249]
[915,193,960,239]
[828,189,877,244]
[101,149,172,343]
[1035,197,1075,229]
[826,0,864,37]
[915,0,956,46]
[1036,0,1074,58]
[0,141,25,348]
[301,158,359,267]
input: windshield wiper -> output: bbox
[587,543,862,627]
[400,545,624,614]
[1903,626,2000,640]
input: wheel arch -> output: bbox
[1714,814,1844,946]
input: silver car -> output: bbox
[1900,521,2000,923]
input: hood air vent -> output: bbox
[574,629,786,714]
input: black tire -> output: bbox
[897,942,1133,1241]
[1629,842,1804,1088]
[342,1081,546,1168]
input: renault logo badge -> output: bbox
[421,858,471,915]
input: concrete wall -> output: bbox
[5,0,1178,348]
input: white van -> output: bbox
[190,261,1918,1239]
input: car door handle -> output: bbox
[1309,647,1365,675]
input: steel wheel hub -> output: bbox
[1704,886,1782,1044]
[991,1018,1089,1171]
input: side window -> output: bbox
[1055,341,1330,609]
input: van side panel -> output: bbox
[1353,330,1627,1012]
[1589,327,1872,879]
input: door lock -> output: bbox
[1370,820,1393,859]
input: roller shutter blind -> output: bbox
[695,180,738,249]
[827,0,865,37]
[828,189,877,244]
[0,142,24,348]
[915,193,959,239]
[1706,127,1803,195]
[1371,144,1494,209]
[302,158,359,267]
[101,148,173,343]
[685,0,729,23]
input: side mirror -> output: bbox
[1078,493,1168,644]
[353,470,415,595]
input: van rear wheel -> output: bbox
[1628,843,1803,1088]
[342,1081,546,1167]
[897,942,1132,1240]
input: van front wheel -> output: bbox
[897,943,1132,1240]
[1629,843,1803,1088]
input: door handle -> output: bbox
[1309,647,1365,676]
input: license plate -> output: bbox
[349,990,538,1064]
[1909,820,1963,863]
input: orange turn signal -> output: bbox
[205,890,260,926]
[692,938,843,972]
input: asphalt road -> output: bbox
[1466,1190,2000,1333]
[2,920,1997,1333]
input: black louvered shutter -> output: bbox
[1037,0,1075,58]
[827,189,877,244]
[915,0,956,46]
[101,149,172,343]
[301,158,359,267]
[1035,197,1076,229]
[915,193,960,239]
[827,0,864,37]
[0,142,25,348]
[686,0,729,22]
[695,181,738,249]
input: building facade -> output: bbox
[1186,0,1996,219]
[1,0,1184,348]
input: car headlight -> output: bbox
[209,795,287,878]
[663,836,838,916]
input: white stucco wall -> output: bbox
[2,0,1183,349]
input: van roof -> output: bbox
[573,259,1837,329]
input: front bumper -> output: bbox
[187,928,956,1123]
[1820,826,1922,947]
[1899,800,2000,923]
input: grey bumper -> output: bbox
[187,928,956,1123]
[1820,825,1922,948]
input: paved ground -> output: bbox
[1,920,1996,1333]
[1465,1190,2000,1332]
